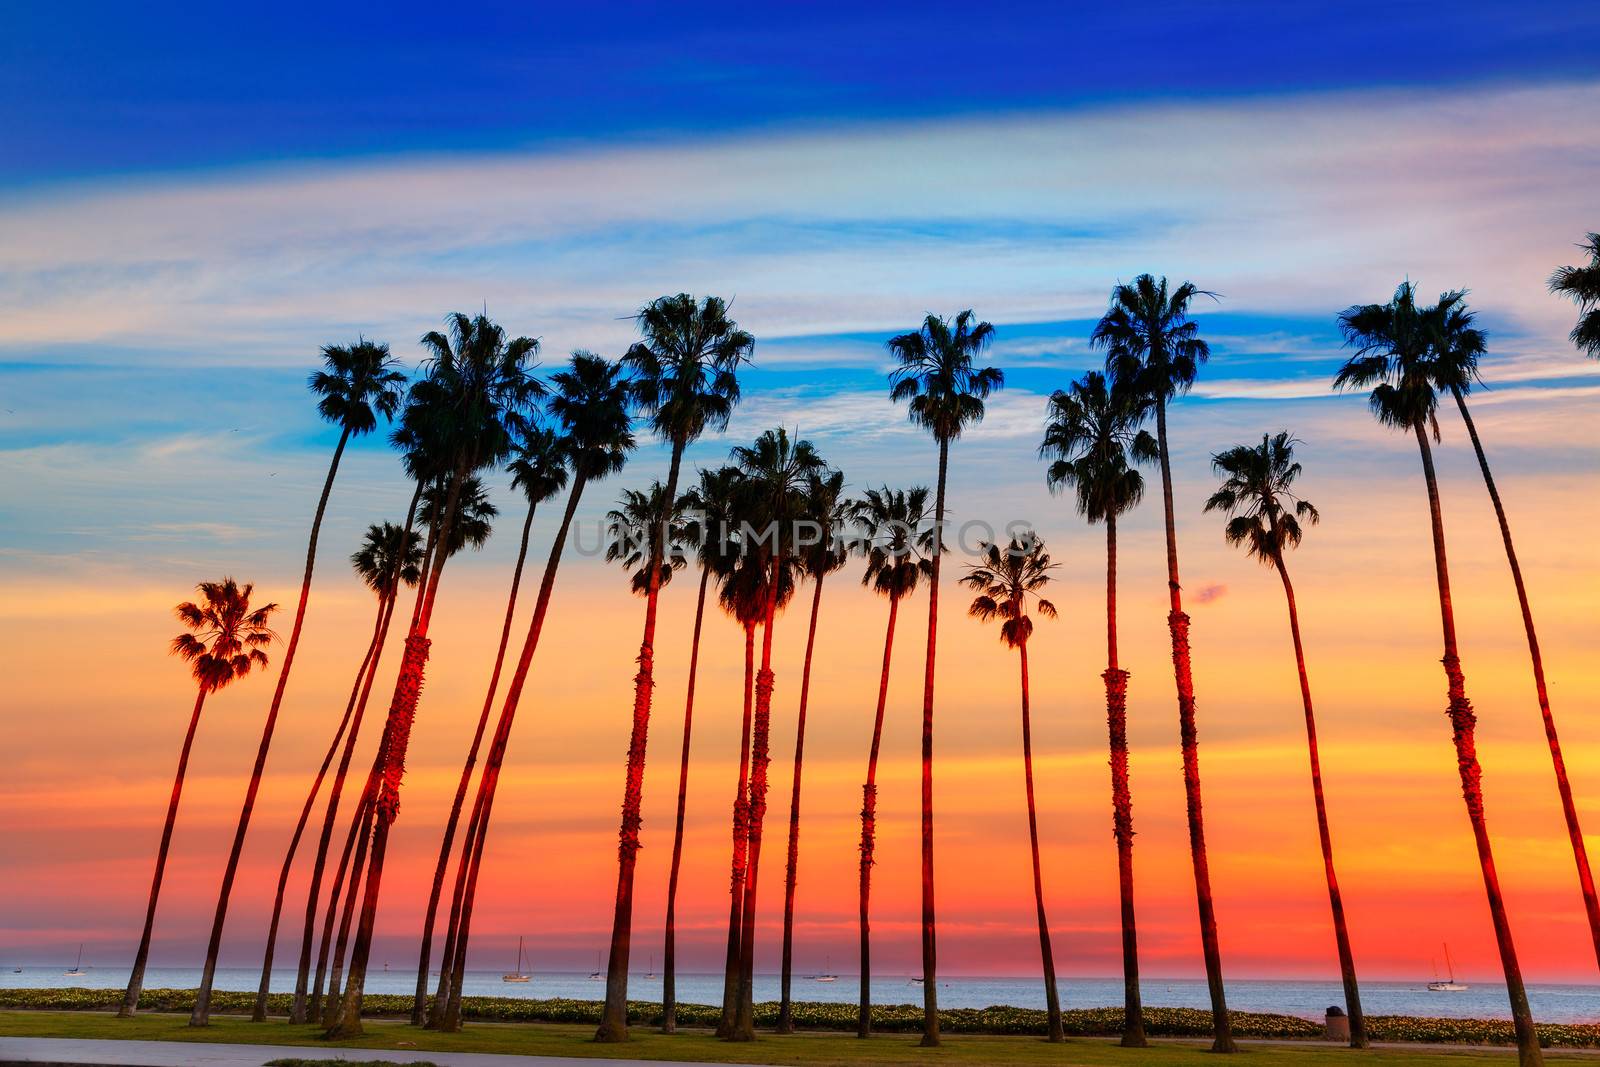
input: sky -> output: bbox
[2,2,1600,991]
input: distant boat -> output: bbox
[909,976,924,985]
[63,944,85,977]
[813,955,838,983]
[588,950,603,981]
[644,953,657,980]
[502,936,531,983]
[1428,943,1468,992]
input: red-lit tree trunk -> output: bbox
[1412,423,1542,1067]
[118,686,209,1017]
[857,593,901,1038]
[917,438,949,1047]
[1016,640,1064,1042]
[777,573,825,1033]
[1452,385,1600,967]
[663,564,712,1033]
[190,428,351,1028]
[1102,515,1146,1047]
[321,754,382,1028]
[1151,396,1234,1052]
[716,622,757,1038]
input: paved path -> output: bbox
[0,1037,735,1067]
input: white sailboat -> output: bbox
[502,936,531,983]
[645,953,657,980]
[813,955,837,983]
[1427,943,1468,991]
[63,944,85,977]
[588,950,603,980]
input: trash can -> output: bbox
[1325,1006,1350,1042]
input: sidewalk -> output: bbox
[0,1037,735,1067]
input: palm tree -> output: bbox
[430,352,634,1033]
[119,580,278,1017]
[1336,284,1543,1067]
[851,485,933,1037]
[729,428,825,1042]
[1431,292,1600,966]
[253,522,423,1022]
[410,426,568,1024]
[777,468,851,1035]
[599,294,753,1043]
[185,339,405,1027]
[605,481,691,594]
[1095,275,1235,1052]
[1549,232,1600,359]
[323,312,542,1038]
[959,535,1063,1042]
[1039,370,1155,1047]
[662,465,744,1033]
[886,310,1001,1046]
[1205,432,1367,1048]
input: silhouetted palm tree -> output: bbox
[662,465,744,1033]
[1336,282,1542,1067]
[432,352,633,1032]
[187,339,404,1027]
[605,481,691,594]
[849,484,933,1037]
[1040,370,1155,1047]
[1096,275,1234,1052]
[120,580,278,1018]
[777,468,851,1034]
[886,310,1001,1047]
[1549,233,1600,359]
[1205,432,1367,1047]
[411,426,568,1024]
[960,535,1063,1042]
[599,294,753,1043]
[324,313,542,1038]
[253,522,422,1022]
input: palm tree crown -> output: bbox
[1040,371,1157,523]
[508,425,571,509]
[959,536,1058,649]
[351,522,425,598]
[888,310,1003,443]
[1204,433,1321,565]
[414,312,547,476]
[607,482,692,594]
[1549,232,1600,359]
[852,486,936,600]
[1333,281,1451,432]
[681,465,747,580]
[730,428,828,562]
[310,339,408,437]
[420,475,497,557]
[1095,274,1214,402]
[799,469,852,582]
[624,294,754,448]
[546,352,635,482]
[171,579,280,693]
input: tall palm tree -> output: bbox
[886,310,1002,1046]
[253,522,423,1022]
[1095,275,1235,1052]
[605,481,691,593]
[662,465,744,1033]
[1205,433,1367,1048]
[777,468,851,1034]
[728,428,825,1042]
[599,294,753,1043]
[119,580,278,1017]
[1549,232,1600,359]
[185,339,404,1027]
[431,353,634,1033]
[410,426,568,1024]
[1336,284,1542,1067]
[851,485,934,1038]
[323,312,543,1038]
[1429,292,1600,965]
[1039,370,1155,1047]
[959,535,1063,1042]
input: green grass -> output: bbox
[265,1060,441,1067]
[0,1011,1585,1067]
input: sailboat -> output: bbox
[1427,943,1468,991]
[645,953,657,980]
[813,955,838,983]
[63,944,85,977]
[588,950,603,981]
[502,936,531,983]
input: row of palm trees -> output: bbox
[118,233,1600,1062]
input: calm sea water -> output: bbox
[7,967,1600,1024]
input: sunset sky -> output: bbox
[3,3,1599,989]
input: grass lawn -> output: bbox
[0,1010,1577,1066]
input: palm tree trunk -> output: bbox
[858,593,900,1038]
[732,565,783,1040]
[251,595,385,1021]
[1273,553,1366,1046]
[1152,397,1234,1052]
[1103,514,1145,1047]
[119,686,209,1017]
[433,471,590,1032]
[777,573,825,1034]
[917,437,949,1047]
[322,783,377,1029]
[1452,386,1600,966]
[190,427,351,1028]
[1412,423,1543,1067]
[663,564,712,1033]
[598,441,687,1043]
[1017,641,1064,1042]
[716,621,757,1038]
[410,498,538,1025]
